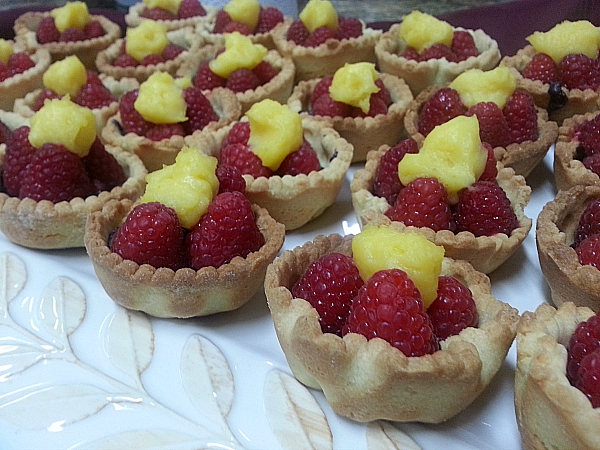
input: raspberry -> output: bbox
[252,61,279,84]
[311,76,334,108]
[194,61,227,90]
[574,114,600,157]
[287,20,310,45]
[183,86,219,133]
[372,138,419,205]
[84,20,105,39]
[113,53,138,68]
[427,276,478,340]
[36,17,60,44]
[187,191,265,269]
[583,154,600,177]
[224,121,250,146]
[503,90,538,144]
[567,313,600,388]
[3,126,36,196]
[8,53,35,76]
[255,6,284,34]
[33,88,61,111]
[119,90,152,136]
[74,82,116,109]
[454,180,519,237]
[385,177,455,232]
[522,53,559,84]
[450,30,479,61]
[222,21,252,35]
[83,138,126,193]
[85,71,105,86]
[162,43,185,61]
[216,163,246,194]
[574,199,600,248]
[373,78,392,107]
[343,269,438,357]
[336,16,362,40]
[351,95,388,118]
[0,62,9,82]
[418,87,467,136]
[557,53,600,91]
[466,101,512,148]
[292,252,364,336]
[401,47,420,61]
[178,0,206,19]
[478,142,499,182]
[304,26,336,48]
[140,7,176,21]
[19,143,94,203]
[110,202,186,271]
[140,54,165,66]
[60,27,86,42]
[276,139,321,176]
[219,143,273,178]
[576,234,600,268]
[419,43,458,63]
[213,10,232,34]
[226,68,261,93]
[146,123,186,141]
[311,93,351,117]
[575,348,600,407]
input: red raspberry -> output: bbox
[450,30,479,61]
[292,252,364,336]
[216,164,246,194]
[372,78,392,107]
[351,95,388,118]
[252,60,279,84]
[226,68,261,93]
[311,76,334,108]
[33,88,61,111]
[466,101,512,148]
[178,0,206,19]
[194,61,227,90]
[454,180,519,237]
[304,26,336,48]
[224,121,250,146]
[8,53,35,76]
[213,10,232,34]
[74,82,116,109]
[427,276,478,340]
[336,16,362,40]
[255,6,284,34]
[372,138,419,205]
[576,234,600,268]
[113,53,138,68]
[287,19,310,45]
[343,269,438,357]
[60,27,86,42]
[0,62,10,82]
[575,348,600,407]
[522,53,559,84]
[36,17,60,44]
[140,54,165,66]
[83,138,126,193]
[575,199,600,248]
[311,93,351,117]
[162,43,185,61]
[85,70,104,86]
[187,191,265,269]
[574,114,600,157]
[183,86,219,133]
[3,126,36,196]
[557,53,600,91]
[84,20,105,39]
[583,154,600,177]
[222,21,252,35]
[401,47,420,60]
[503,90,538,144]
[419,43,458,62]
[19,143,94,202]
[567,313,600,388]
[140,7,176,21]
[110,202,186,271]
[220,143,273,178]
[418,87,467,136]
[478,142,499,182]
[119,90,152,136]
[276,139,321,176]
[146,123,186,141]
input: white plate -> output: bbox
[0,149,557,450]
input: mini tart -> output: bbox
[13,12,121,71]
[177,45,295,114]
[13,75,139,136]
[536,184,600,311]
[84,197,285,318]
[554,111,600,191]
[351,149,532,274]
[0,46,50,111]
[125,2,218,31]
[95,26,200,83]
[272,20,382,82]
[0,144,147,250]
[264,232,519,423]
[375,24,501,97]
[101,86,241,172]
[286,73,413,163]
[187,118,353,230]
[502,45,600,125]
[197,15,289,51]
[404,85,559,178]
[515,302,600,450]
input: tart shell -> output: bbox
[0,46,50,112]
[125,2,218,32]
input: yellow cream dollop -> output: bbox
[0,39,14,65]
[329,62,380,114]
[209,32,267,78]
[134,72,189,124]
[223,0,261,32]
[527,20,600,64]
[399,10,453,54]
[126,20,170,63]
[50,2,91,33]
[43,55,88,98]
[143,0,183,16]
[299,0,338,33]
[449,65,516,109]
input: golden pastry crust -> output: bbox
[502,45,600,125]
[515,302,600,450]
[177,45,295,113]
[264,232,519,423]
[350,146,532,273]
[95,26,200,83]
[554,111,600,191]
[13,12,121,71]
[0,46,50,111]
[186,118,353,230]
[0,144,147,249]
[125,1,218,31]
[84,198,285,318]
[536,184,600,311]
[375,24,501,96]
[272,20,381,82]
[286,73,413,163]
[101,87,241,172]
[404,85,559,178]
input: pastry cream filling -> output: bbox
[134,72,190,124]
[126,20,170,63]
[223,0,261,31]
[144,0,183,16]
[50,1,91,33]
[43,55,88,98]
[527,20,600,64]
[0,39,14,65]
[299,0,338,33]
[209,32,267,78]
[329,62,380,113]
[449,65,516,108]
[398,10,453,54]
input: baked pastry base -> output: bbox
[265,232,519,423]
[0,46,50,112]
[125,2,218,31]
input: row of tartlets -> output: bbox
[1,1,600,448]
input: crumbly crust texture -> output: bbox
[264,232,519,423]
[515,302,600,450]
[84,198,285,318]
[0,46,50,111]
[375,24,501,96]
[286,73,413,163]
[125,2,218,31]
